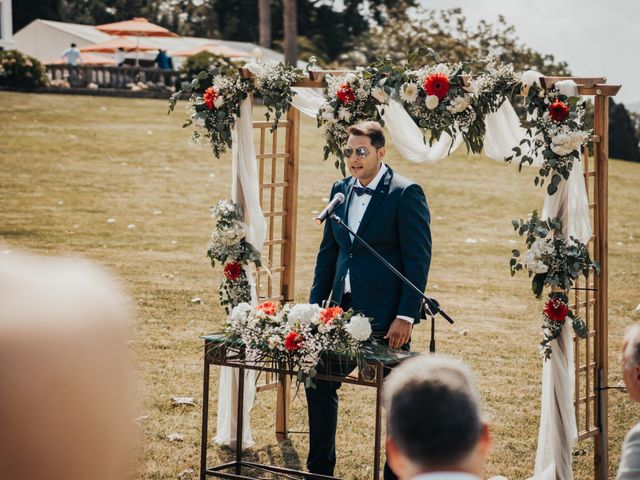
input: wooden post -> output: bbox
[275,107,300,440]
[281,107,300,303]
[276,373,292,441]
[593,93,609,480]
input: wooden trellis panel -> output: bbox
[541,78,619,480]
[248,74,619,479]
[252,108,299,439]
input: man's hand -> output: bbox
[384,318,412,349]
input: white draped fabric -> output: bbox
[215,82,590,477]
[214,98,266,451]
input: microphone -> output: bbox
[315,193,345,225]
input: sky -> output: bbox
[417,0,640,106]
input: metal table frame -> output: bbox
[200,336,416,480]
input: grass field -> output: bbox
[1,91,639,480]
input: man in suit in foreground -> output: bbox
[307,121,432,478]
[384,355,491,480]
[617,324,640,479]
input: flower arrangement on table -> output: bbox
[225,301,373,387]
[506,84,590,195]
[207,200,261,313]
[509,211,599,358]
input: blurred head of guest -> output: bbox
[0,249,136,480]
[383,355,490,480]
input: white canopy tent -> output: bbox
[13,19,286,69]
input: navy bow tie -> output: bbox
[353,186,375,197]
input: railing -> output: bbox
[45,64,179,90]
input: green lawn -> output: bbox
[1,91,639,480]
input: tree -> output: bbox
[259,0,271,48]
[346,6,570,75]
[609,99,640,162]
[13,0,62,32]
[283,0,297,64]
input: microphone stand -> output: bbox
[330,213,453,353]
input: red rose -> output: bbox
[284,331,303,351]
[203,86,218,110]
[337,83,356,104]
[544,298,569,322]
[256,300,279,316]
[549,99,570,122]
[424,73,450,101]
[320,306,343,325]
[223,261,242,281]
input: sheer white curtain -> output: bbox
[214,97,266,450]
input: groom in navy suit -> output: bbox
[307,121,432,479]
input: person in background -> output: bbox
[617,324,640,479]
[61,43,82,65]
[154,49,173,70]
[115,47,127,66]
[384,355,491,480]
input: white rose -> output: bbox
[525,250,548,274]
[267,335,282,350]
[446,95,470,114]
[399,83,419,104]
[519,70,542,96]
[344,72,357,84]
[287,303,322,327]
[371,87,389,104]
[346,314,372,341]
[228,302,252,324]
[213,96,225,109]
[337,107,352,122]
[321,107,336,123]
[425,95,439,110]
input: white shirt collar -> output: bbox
[412,473,480,480]
[355,162,388,191]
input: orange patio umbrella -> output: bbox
[96,17,177,64]
[170,43,249,59]
[80,38,158,53]
[96,17,177,37]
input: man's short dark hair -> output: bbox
[383,356,484,469]
[347,121,385,148]
[71,43,77,48]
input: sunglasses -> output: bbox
[342,146,373,158]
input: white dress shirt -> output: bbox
[343,163,413,324]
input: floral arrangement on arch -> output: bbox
[506,83,590,195]
[317,69,384,174]
[207,200,261,313]
[317,50,519,173]
[225,301,373,387]
[168,62,304,157]
[509,211,598,358]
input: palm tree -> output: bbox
[258,0,271,48]
[283,0,297,65]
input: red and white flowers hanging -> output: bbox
[207,200,261,312]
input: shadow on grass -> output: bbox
[216,439,304,478]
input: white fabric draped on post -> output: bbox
[214,98,266,451]
[215,83,591,477]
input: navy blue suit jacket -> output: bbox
[309,166,432,332]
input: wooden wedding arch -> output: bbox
[239,70,620,480]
